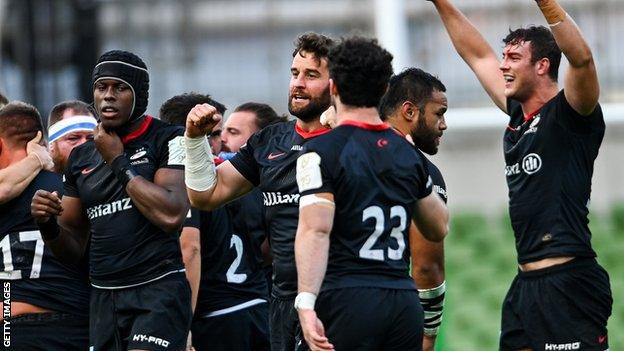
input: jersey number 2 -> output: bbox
[0,231,45,280]
[359,205,407,261]
[226,234,247,284]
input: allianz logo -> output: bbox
[87,197,132,219]
[263,192,300,206]
[505,153,542,176]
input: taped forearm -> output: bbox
[419,281,446,336]
[184,136,216,192]
[536,0,566,26]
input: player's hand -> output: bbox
[423,335,436,351]
[319,106,337,129]
[185,103,221,138]
[93,123,124,163]
[31,190,63,223]
[27,131,54,171]
[297,309,334,351]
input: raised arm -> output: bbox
[534,0,599,115]
[184,103,254,211]
[32,192,90,266]
[0,132,53,204]
[429,0,507,112]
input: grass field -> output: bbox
[436,205,624,350]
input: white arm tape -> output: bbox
[419,280,446,336]
[294,292,317,311]
[299,194,335,209]
[184,135,216,192]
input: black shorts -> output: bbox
[315,287,423,351]
[500,258,612,351]
[90,272,193,351]
[191,301,270,351]
[6,312,88,351]
[269,295,300,351]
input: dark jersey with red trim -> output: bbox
[64,116,186,288]
[185,189,268,315]
[298,121,433,291]
[230,120,330,298]
[0,171,89,317]
[504,91,604,264]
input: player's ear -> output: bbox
[401,101,418,122]
[535,57,551,78]
[329,79,339,97]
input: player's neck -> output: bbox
[116,115,146,139]
[335,104,383,126]
[520,84,558,118]
[295,118,325,133]
[0,149,27,169]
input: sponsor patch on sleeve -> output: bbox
[296,152,323,192]
[168,136,185,166]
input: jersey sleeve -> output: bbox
[63,149,80,197]
[183,208,201,229]
[414,150,433,200]
[157,126,185,170]
[229,131,262,186]
[427,160,448,204]
[553,90,604,133]
[296,143,335,197]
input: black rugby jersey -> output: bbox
[0,171,89,317]
[230,120,330,298]
[185,189,268,315]
[426,157,447,204]
[299,120,433,291]
[64,116,186,288]
[504,91,604,263]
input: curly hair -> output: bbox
[292,32,336,63]
[159,93,226,127]
[379,68,446,120]
[328,36,393,108]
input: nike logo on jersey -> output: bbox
[268,152,286,160]
[82,167,95,175]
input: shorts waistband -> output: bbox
[518,257,596,279]
[10,312,88,324]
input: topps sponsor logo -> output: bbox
[87,198,132,219]
[132,334,170,348]
[263,192,300,206]
[545,342,580,350]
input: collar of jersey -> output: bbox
[121,115,153,144]
[340,119,391,131]
[294,122,331,139]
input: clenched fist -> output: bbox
[185,104,222,138]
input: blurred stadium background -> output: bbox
[1,0,622,349]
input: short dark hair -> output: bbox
[328,36,393,108]
[159,93,227,127]
[48,100,94,128]
[379,68,446,120]
[0,101,44,147]
[0,92,8,108]
[292,32,336,63]
[503,26,562,81]
[233,102,288,130]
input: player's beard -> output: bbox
[50,145,66,174]
[288,86,331,123]
[411,118,440,155]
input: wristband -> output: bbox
[419,281,446,336]
[536,0,566,25]
[184,135,217,192]
[294,292,317,311]
[110,154,139,187]
[38,217,60,241]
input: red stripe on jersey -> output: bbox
[523,107,541,123]
[294,122,331,139]
[340,119,391,131]
[122,115,153,144]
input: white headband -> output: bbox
[48,115,97,143]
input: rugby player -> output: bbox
[379,67,449,351]
[429,0,612,349]
[183,32,335,351]
[1,102,90,350]
[31,50,192,351]
[294,36,448,351]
